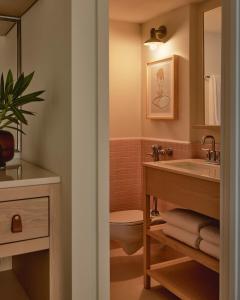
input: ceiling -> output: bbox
[110,0,204,23]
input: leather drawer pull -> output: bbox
[11,215,23,233]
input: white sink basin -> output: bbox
[163,160,218,170]
[143,159,220,182]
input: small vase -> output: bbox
[0,130,14,169]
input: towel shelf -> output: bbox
[148,225,219,273]
[143,163,220,297]
[147,260,219,300]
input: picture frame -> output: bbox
[146,55,178,120]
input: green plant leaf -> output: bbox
[0,74,5,103]
[12,73,24,98]
[13,91,44,107]
[16,72,34,97]
[5,116,20,125]
[10,105,28,125]
[0,118,18,129]
[0,70,45,131]
[19,109,36,116]
[4,126,25,134]
[5,70,14,94]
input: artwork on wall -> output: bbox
[146,55,178,120]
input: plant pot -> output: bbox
[0,130,14,169]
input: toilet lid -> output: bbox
[110,210,143,225]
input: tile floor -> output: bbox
[110,243,180,300]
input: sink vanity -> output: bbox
[143,159,220,300]
[0,161,61,300]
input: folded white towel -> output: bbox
[199,240,220,259]
[161,209,213,234]
[200,225,220,246]
[163,224,201,249]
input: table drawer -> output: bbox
[0,197,49,244]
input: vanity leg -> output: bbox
[144,194,151,289]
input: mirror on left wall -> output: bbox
[0,18,21,152]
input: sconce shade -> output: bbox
[144,26,167,49]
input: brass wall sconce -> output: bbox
[144,25,167,50]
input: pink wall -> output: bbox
[110,139,142,211]
[110,138,220,212]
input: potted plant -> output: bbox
[0,70,44,169]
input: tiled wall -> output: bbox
[110,139,142,211]
[110,138,220,212]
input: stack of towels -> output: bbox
[199,225,220,259]
[161,208,220,259]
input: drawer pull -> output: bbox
[11,215,23,233]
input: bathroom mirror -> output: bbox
[0,17,22,151]
[203,6,222,126]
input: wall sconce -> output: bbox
[144,25,167,50]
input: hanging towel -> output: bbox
[207,74,221,125]
[161,209,213,234]
[163,224,201,249]
[199,240,220,259]
[200,225,220,246]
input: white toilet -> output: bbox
[110,210,143,255]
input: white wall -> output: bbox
[71,0,99,298]
[110,20,142,138]
[141,6,191,142]
[0,26,18,145]
[21,0,71,299]
[0,26,17,77]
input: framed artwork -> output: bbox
[146,55,178,120]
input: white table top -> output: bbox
[0,160,60,189]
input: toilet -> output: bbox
[110,210,144,255]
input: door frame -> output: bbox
[97,0,240,299]
[221,0,240,299]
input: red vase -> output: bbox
[0,130,14,169]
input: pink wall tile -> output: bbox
[110,139,142,211]
[110,138,220,212]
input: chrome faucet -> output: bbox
[201,135,220,164]
[148,144,173,162]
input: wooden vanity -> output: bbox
[143,159,220,300]
[0,161,61,300]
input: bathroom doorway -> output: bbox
[99,3,240,299]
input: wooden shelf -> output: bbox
[0,0,38,17]
[0,237,49,258]
[0,0,38,36]
[0,270,29,300]
[148,227,219,273]
[193,124,220,129]
[148,260,219,300]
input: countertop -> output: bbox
[0,160,60,188]
[143,159,220,183]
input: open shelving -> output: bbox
[0,270,29,300]
[148,260,219,300]
[143,164,220,299]
[0,0,38,36]
[148,225,219,273]
[0,0,38,17]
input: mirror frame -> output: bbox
[0,15,22,152]
[195,0,222,128]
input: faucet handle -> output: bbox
[215,151,221,164]
[201,148,211,160]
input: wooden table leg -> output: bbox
[144,194,151,289]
